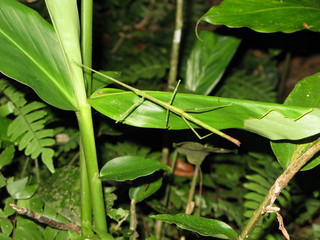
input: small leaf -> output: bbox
[0,145,15,169]
[14,217,44,240]
[129,176,163,203]
[0,219,13,237]
[151,213,238,239]
[6,177,38,200]
[201,0,320,33]
[92,71,122,92]
[100,156,170,181]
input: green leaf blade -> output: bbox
[201,0,320,33]
[151,213,238,239]
[89,88,320,141]
[0,0,76,110]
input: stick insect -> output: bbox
[80,64,240,146]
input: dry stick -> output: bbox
[238,137,320,240]
[81,64,240,147]
[10,203,81,234]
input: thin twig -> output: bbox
[10,203,81,234]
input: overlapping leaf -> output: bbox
[271,73,320,170]
[0,0,76,110]
[89,88,320,141]
[201,0,320,33]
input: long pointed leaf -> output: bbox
[89,88,320,141]
[0,0,76,110]
[151,213,238,239]
[185,31,240,95]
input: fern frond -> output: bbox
[243,153,291,239]
[123,54,169,84]
[216,70,277,102]
[0,79,55,173]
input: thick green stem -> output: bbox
[76,103,107,232]
[239,137,320,240]
[80,139,93,236]
[81,0,93,95]
[168,0,183,88]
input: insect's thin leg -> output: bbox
[182,117,213,139]
[165,80,181,128]
[116,97,145,123]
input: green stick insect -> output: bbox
[79,64,240,147]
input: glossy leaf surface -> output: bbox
[201,0,320,33]
[90,88,320,141]
[271,73,320,170]
[151,213,237,239]
[100,156,170,181]
[0,0,76,110]
[185,31,240,95]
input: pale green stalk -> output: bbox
[45,0,107,232]
[80,0,94,235]
[168,0,183,88]
[80,139,92,236]
[81,0,93,95]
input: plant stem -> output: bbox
[239,137,320,240]
[185,164,200,214]
[80,139,93,236]
[76,103,107,232]
[168,0,183,88]
[81,0,93,95]
[130,199,138,240]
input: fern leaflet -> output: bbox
[0,79,55,173]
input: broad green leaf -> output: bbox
[89,88,320,141]
[100,156,170,181]
[185,31,240,95]
[201,0,320,33]
[38,166,81,224]
[271,73,320,170]
[151,213,238,239]
[129,176,163,203]
[0,0,76,110]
